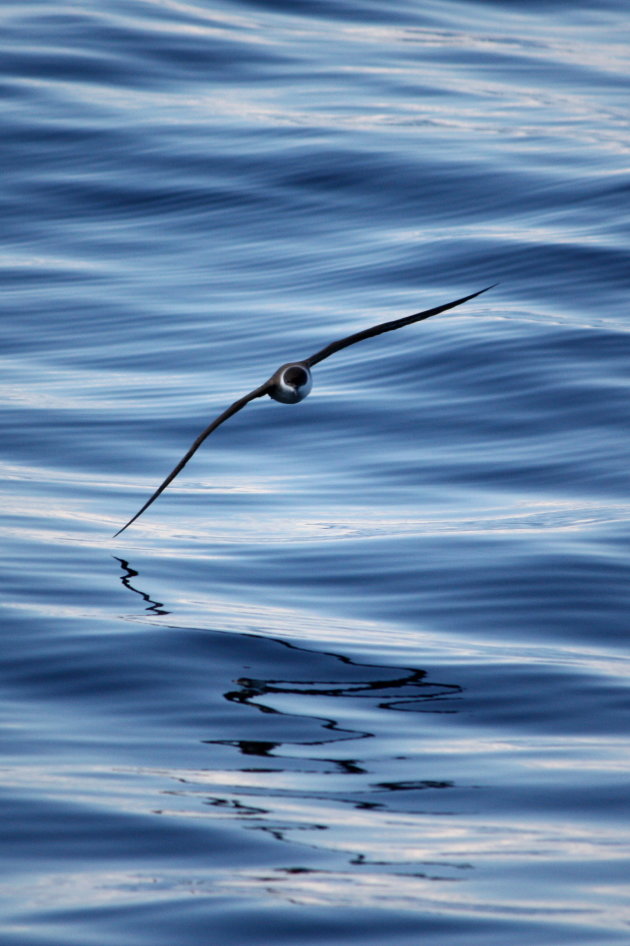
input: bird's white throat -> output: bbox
[271,363,313,404]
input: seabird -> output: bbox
[114,285,494,536]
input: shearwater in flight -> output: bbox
[114,285,494,536]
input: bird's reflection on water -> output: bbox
[220,663,462,759]
[114,557,468,889]
[115,557,169,615]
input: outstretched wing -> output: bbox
[304,285,496,368]
[114,382,271,537]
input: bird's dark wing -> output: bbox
[114,381,271,537]
[304,285,496,368]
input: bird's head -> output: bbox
[268,362,313,404]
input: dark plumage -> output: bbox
[114,285,495,536]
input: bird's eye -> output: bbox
[283,366,308,386]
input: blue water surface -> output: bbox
[2,1,630,943]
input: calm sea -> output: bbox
[2,1,629,943]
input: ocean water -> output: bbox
[2,1,629,943]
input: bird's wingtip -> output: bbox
[113,517,135,538]
[470,282,497,295]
